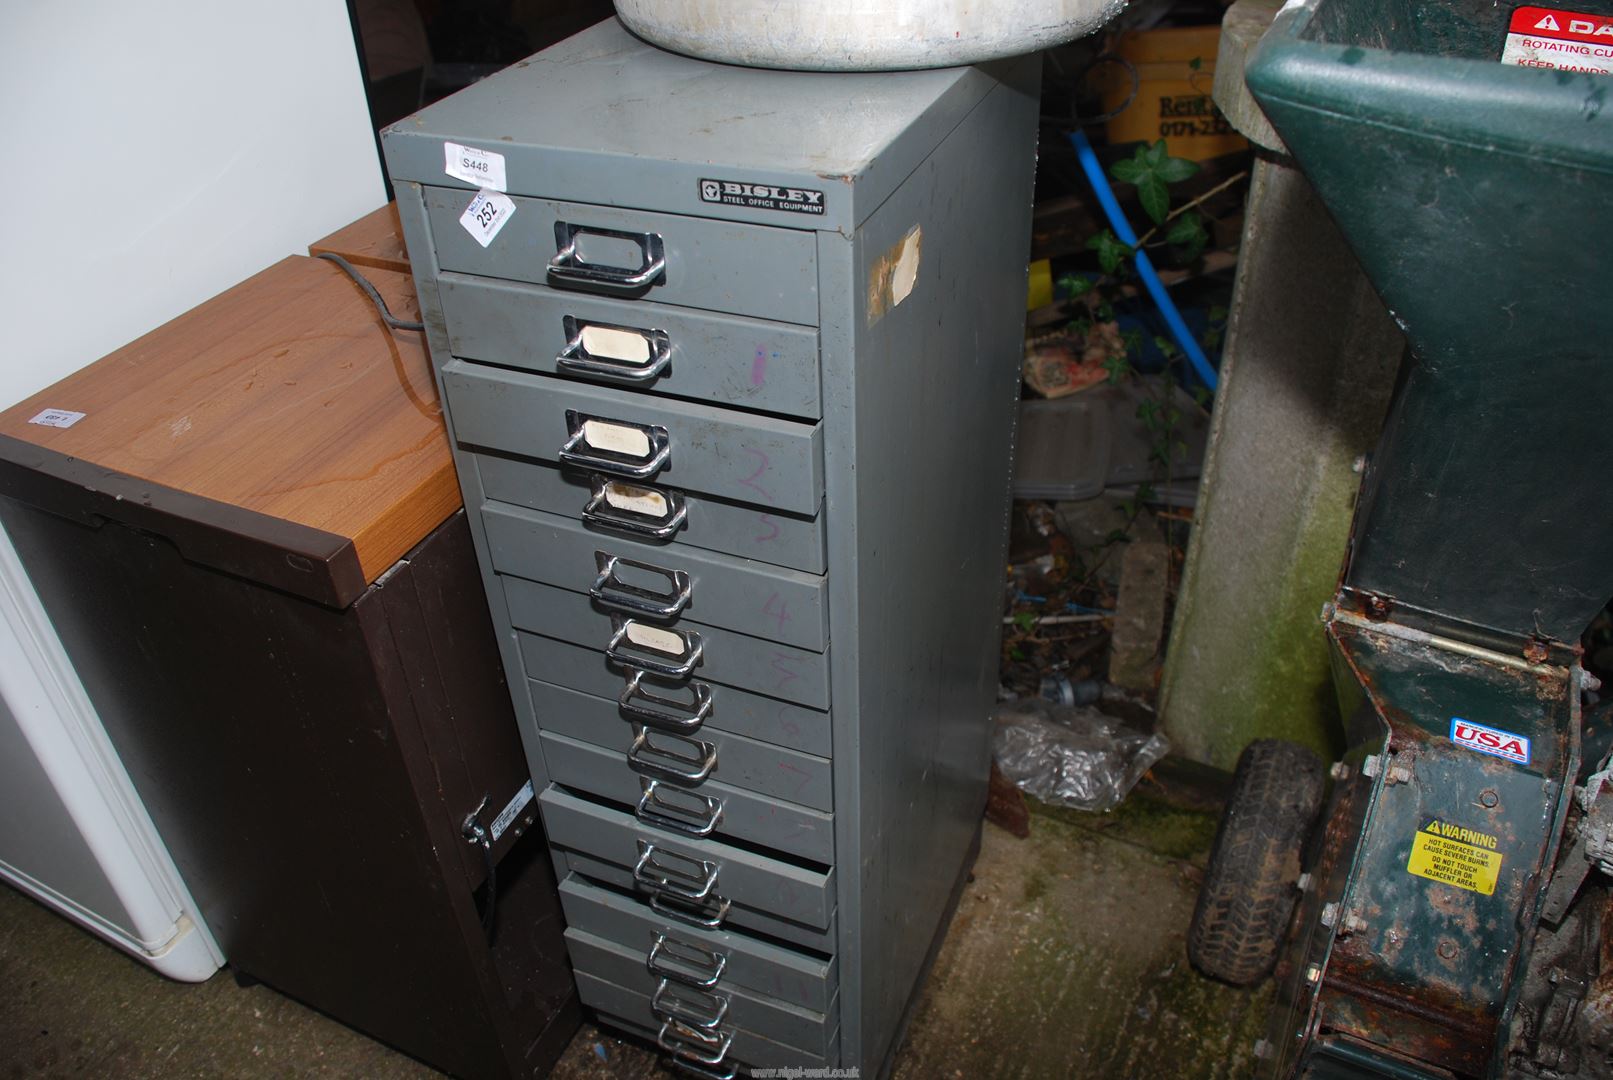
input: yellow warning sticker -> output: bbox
[1407,820,1503,896]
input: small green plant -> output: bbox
[1055,140,1242,556]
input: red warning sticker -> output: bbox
[1502,6,1613,74]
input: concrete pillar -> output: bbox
[1158,1,1405,768]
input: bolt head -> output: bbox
[1330,762,1351,781]
[1320,902,1339,928]
[1296,872,1313,892]
[1345,913,1368,933]
[1306,964,1323,984]
[1362,755,1382,778]
[1388,764,1413,785]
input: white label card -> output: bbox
[443,141,507,191]
[583,419,650,458]
[580,325,652,365]
[29,408,86,429]
[605,482,669,518]
[626,622,686,656]
[458,189,516,248]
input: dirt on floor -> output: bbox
[0,789,1271,1080]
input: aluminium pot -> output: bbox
[614,0,1126,71]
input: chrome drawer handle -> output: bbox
[650,892,731,930]
[608,620,704,680]
[629,725,717,785]
[637,779,723,837]
[666,1052,738,1080]
[657,1018,733,1069]
[652,977,730,1031]
[548,222,666,290]
[591,552,692,620]
[558,316,672,382]
[619,671,713,733]
[634,840,720,903]
[646,932,727,989]
[583,475,688,540]
[559,411,671,481]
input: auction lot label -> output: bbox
[1501,6,1613,75]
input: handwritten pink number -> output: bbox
[739,447,776,505]
[778,760,813,796]
[755,514,781,543]
[762,592,791,635]
[770,652,800,691]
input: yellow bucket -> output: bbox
[1095,26,1246,161]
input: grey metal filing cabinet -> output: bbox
[383,19,1039,1076]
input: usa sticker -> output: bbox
[1500,6,1613,75]
[1450,717,1531,765]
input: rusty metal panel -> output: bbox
[1267,615,1580,1077]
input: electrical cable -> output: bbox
[314,251,425,332]
[1066,128,1220,391]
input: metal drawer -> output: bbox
[541,787,835,931]
[506,578,831,711]
[565,928,837,1059]
[521,636,830,758]
[576,976,839,1072]
[439,273,822,418]
[424,189,819,325]
[473,454,827,575]
[531,680,832,811]
[444,359,822,515]
[538,730,833,864]
[482,502,826,651]
[557,848,835,955]
[558,872,837,1012]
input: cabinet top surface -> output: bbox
[0,255,458,586]
[385,18,999,185]
[308,203,410,275]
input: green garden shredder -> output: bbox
[1183,0,1613,1075]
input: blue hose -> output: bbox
[1068,129,1219,391]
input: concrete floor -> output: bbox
[0,791,1271,1079]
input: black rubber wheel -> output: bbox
[1188,738,1325,986]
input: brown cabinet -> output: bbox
[0,255,578,1079]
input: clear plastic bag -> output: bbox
[992,700,1169,812]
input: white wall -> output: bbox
[0,0,386,980]
[0,0,387,408]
